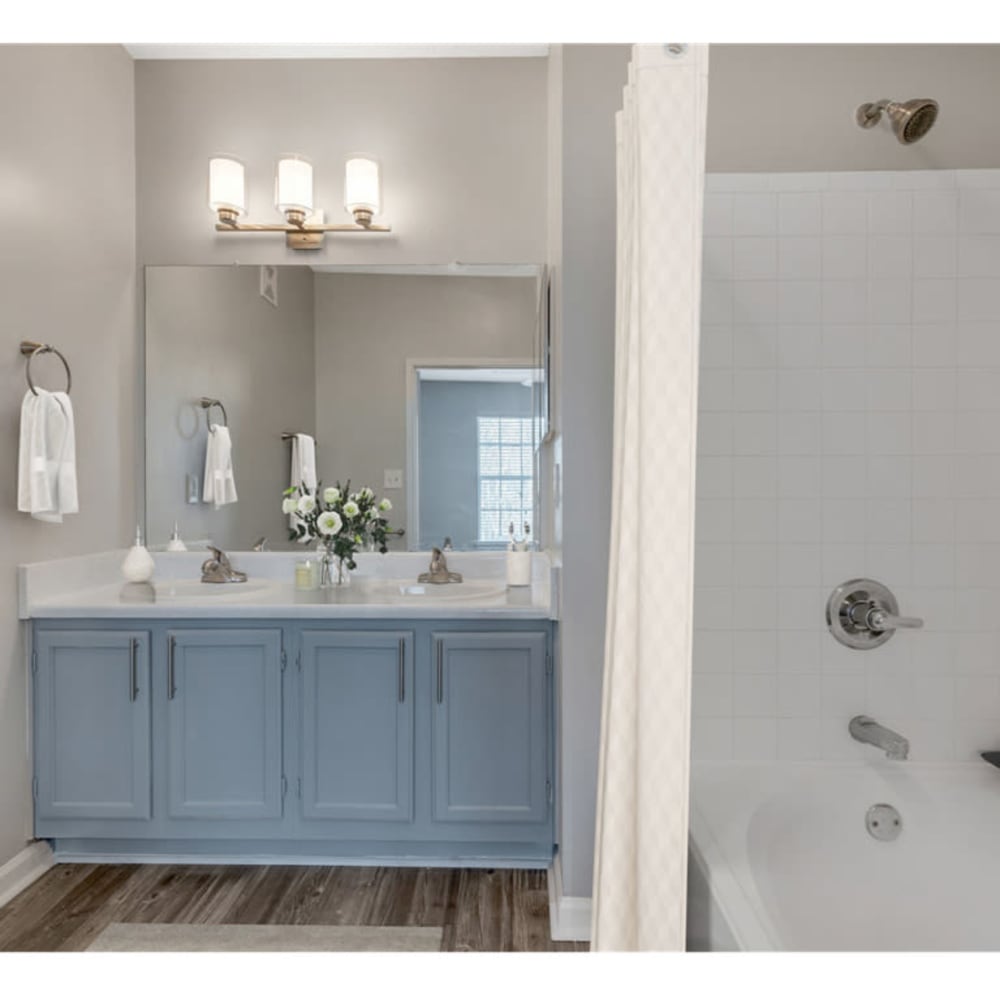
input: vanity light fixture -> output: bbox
[208,154,390,250]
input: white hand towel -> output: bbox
[289,433,317,529]
[17,389,79,523]
[202,424,238,509]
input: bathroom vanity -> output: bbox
[20,551,557,867]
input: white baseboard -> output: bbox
[0,842,54,909]
[547,853,592,943]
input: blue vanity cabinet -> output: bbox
[165,628,284,820]
[431,631,550,824]
[299,630,414,822]
[31,617,554,864]
[33,629,151,821]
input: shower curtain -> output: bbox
[591,43,709,951]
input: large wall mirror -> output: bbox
[144,264,547,553]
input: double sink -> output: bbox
[154,578,509,604]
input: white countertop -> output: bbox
[19,550,558,621]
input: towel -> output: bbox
[289,433,317,529]
[202,424,238,508]
[17,389,78,523]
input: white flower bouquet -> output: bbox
[282,480,393,585]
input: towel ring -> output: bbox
[198,397,228,428]
[20,341,72,396]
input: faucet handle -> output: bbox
[867,608,924,632]
[204,545,233,569]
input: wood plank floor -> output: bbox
[0,864,587,952]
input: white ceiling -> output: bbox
[123,44,549,60]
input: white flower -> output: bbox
[317,510,343,536]
[359,486,374,501]
[297,494,317,515]
[282,497,298,515]
[343,500,359,517]
[323,487,341,504]
[379,498,392,512]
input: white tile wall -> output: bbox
[693,169,1000,763]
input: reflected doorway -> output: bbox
[408,364,542,551]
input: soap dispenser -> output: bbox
[506,520,532,588]
[121,525,156,583]
[166,521,188,552]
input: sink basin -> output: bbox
[392,581,508,602]
[155,579,274,600]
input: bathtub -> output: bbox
[686,760,1000,951]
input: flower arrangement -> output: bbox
[282,480,393,586]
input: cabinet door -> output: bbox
[166,629,283,820]
[431,631,548,823]
[300,630,413,822]
[34,629,151,820]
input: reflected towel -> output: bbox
[289,433,317,529]
[202,424,238,508]
[17,389,79,523]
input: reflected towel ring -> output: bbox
[198,397,228,429]
[20,341,72,396]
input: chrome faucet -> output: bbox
[417,547,463,584]
[849,715,909,760]
[201,546,248,584]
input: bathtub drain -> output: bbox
[865,803,902,842]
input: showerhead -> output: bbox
[856,98,939,145]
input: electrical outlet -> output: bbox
[384,469,403,489]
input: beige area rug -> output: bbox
[87,922,443,952]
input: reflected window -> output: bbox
[477,416,534,544]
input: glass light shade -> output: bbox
[208,157,246,216]
[344,157,381,217]
[275,156,314,215]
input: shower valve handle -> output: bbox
[828,579,922,650]
[865,607,924,632]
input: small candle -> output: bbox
[295,560,314,591]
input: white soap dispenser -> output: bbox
[121,525,156,583]
[506,520,532,588]
[166,521,188,552]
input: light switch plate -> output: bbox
[384,469,403,489]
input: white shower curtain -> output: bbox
[591,43,709,951]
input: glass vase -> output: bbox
[317,542,351,588]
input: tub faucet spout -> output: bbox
[849,715,909,760]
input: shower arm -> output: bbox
[856,99,891,127]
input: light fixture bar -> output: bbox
[214,217,391,251]
[210,154,390,250]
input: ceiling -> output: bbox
[123,44,549,60]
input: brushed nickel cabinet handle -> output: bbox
[398,637,405,703]
[436,640,443,704]
[129,637,138,702]
[167,636,176,700]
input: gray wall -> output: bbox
[145,266,316,551]
[552,44,631,901]
[418,380,533,549]
[0,45,136,868]
[708,45,1000,172]
[313,274,537,541]
[135,58,548,266]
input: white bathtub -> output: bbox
[687,760,1000,951]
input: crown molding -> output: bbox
[123,43,549,60]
